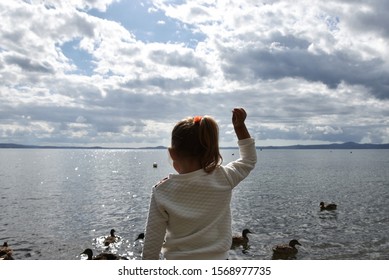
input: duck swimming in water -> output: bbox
[0,242,14,260]
[104,229,118,246]
[231,229,252,249]
[320,202,337,211]
[81,248,128,260]
[272,239,301,259]
[135,233,144,241]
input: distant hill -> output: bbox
[0,143,165,150]
[0,143,104,149]
[1,142,389,149]
[258,142,389,149]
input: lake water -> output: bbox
[1,148,388,260]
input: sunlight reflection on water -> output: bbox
[1,149,388,260]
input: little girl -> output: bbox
[142,108,257,260]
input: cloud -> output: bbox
[4,53,54,73]
[154,0,389,99]
[0,0,388,147]
[148,48,209,76]
[68,0,119,12]
[220,43,389,99]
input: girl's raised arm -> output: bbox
[232,107,251,140]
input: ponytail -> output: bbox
[198,116,222,172]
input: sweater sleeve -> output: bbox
[223,138,257,188]
[142,188,168,260]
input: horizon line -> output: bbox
[1,142,389,150]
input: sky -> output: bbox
[1,0,388,148]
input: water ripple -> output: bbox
[1,149,389,259]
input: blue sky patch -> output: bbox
[60,39,95,76]
[87,1,205,48]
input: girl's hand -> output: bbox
[232,108,250,140]
[232,107,247,128]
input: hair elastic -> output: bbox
[193,116,202,124]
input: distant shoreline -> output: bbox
[1,142,389,150]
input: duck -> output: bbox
[131,233,145,258]
[320,201,337,211]
[104,229,118,246]
[134,233,144,241]
[0,242,14,260]
[272,239,301,259]
[231,229,252,249]
[81,248,128,260]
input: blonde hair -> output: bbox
[171,115,222,173]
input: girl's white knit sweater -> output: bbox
[142,138,257,260]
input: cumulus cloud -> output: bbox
[0,0,388,147]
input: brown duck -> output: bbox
[320,202,337,211]
[272,239,301,259]
[0,242,14,260]
[104,229,118,246]
[231,229,252,249]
